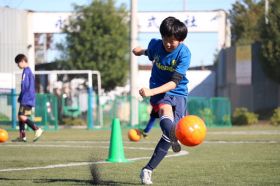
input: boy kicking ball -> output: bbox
[12,54,43,142]
[133,16,191,184]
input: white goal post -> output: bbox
[11,70,102,129]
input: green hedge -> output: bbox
[270,107,280,126]
[232,107,258,125]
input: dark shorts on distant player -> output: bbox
[18,105,32,116]
[150,94,187,124]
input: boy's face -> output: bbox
[16,60,26,69]
[162,36,182,53]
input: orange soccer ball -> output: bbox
[0,129,9,143]
[176,115,207,147]
[128,129,141,142]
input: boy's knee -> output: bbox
[18,115,27,121]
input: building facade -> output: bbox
[217,44,280,113]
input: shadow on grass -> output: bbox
[0,177,139,185]
[88,156,141,185]
[35,178,138,185]
[0,156,141,185]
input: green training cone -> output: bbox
[106,118,129,163]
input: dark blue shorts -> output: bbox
[18,105,32,116]
[150,94,187,124]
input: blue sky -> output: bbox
[0,0,236,12]
[0,0,237,67]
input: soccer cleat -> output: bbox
[169,125,181,153]
[140,129,148,138]
[33,128,43,142]
[12,137,27,142]
[140,168,153,185]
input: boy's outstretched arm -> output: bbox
[132,47,147,56]
[139,71,183,97]
[139,81,176,97]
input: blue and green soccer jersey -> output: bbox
[146,39,191,102]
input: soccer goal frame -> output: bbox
[11,70,102,129]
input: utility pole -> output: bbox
[183,0,187,11]
[265,0,269,24]
[130,0,138,126]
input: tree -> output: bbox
[259,0,280,83]
[229,0,263,45]
[58,0,129,91]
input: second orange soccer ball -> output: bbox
[0,129,9,143]
[128,128,141,142]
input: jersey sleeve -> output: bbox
[175,48,191,75]
[146,39,159,61]
[21,71,30,101]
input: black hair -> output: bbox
[15,54,28,64]
[159,16,188,41]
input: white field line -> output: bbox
[0,144,156,150]
[2,138,279,148]
[2,140,157,145]
[0,148,188,172]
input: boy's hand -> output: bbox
[139,88,153,97]
[132,47,145,56]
